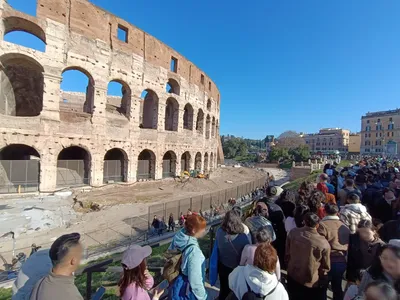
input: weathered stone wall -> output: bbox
[0,0,222,192]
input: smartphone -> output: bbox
[92,286,106,300]
[155,279,169,293]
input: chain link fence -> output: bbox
[0,160,39,194]
[57,160,89,187]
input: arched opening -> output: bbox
[137,149,156,180]
[165,98,179,131]
[212,117,216,138]
[103,148,127,183]
[207,99,212,111]
[195,152,202,171]
[216,120,219,136]
[204,152,209,172]
[183,103,194,130]
[106,80,131,118]
[196,109,204,134]
[140,90,158,129]
[57,146,91,187]
[0,53,44,117]
[166,78,180,96]
[210,152,214,171]
[181,152,191,172]
[206,114,211,139]
[0,144,40,193]
[60,68,94,115]
[162,151,177,178]
[3,17,46,52]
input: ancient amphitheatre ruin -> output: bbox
[0,0,222,193]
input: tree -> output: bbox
[268,147,289,162]
[276,130,305,149]
[222,138,248,159]
[289,145,310,162]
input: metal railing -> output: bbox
[103,160,123,183]
[57,160,89,187]
[0,160,39,194]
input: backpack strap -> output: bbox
[245,280,279,299]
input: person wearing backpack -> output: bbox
[167,214,207,300]
[228,243,288,300]
[338,179,362,205]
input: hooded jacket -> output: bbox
[169,229,207,300]
[228,265,288,300]
[339,203,372,234]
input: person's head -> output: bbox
[254,202,269,218]
[49,233,82,275]
[364,281,398,300]
[347,193,361,204]
[231,206,243,218]
[119,245,152,297]
[277,189,296,204]
[304,213,319,229]
[294,205,310,228]
[153,215,157,219]
[221,210,244,235]
[184,214,207,238]
[255,227,272,244]
[345,178,355,187]
[357,219,378,242]
[320,173,329,183]
[307,190,325,213]
[253,243,277,274]
[383,188,396,201]
[379,242,400,279]
[324,203,339,216]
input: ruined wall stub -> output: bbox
[0,0,221,192]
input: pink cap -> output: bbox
[121,245,152,270]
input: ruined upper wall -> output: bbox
[35,0,220,103]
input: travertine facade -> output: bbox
[0,0,220,192]
[303,128,350,154]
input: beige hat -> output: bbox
[121,244,152,270]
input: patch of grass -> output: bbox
[283,170,320,191]
[337,159,352,168]
[0,288,12,300]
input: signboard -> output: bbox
[386,141,398,155]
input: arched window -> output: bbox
[138,150,156,179]
[57,146,91,186]
[204,153,209,172]
[140,90,159,129]
[207,99,212,110]
[60,68,95,116]
[165,98,179,131]
[210,153,214,171]
[181,152,191,172]
[166,78,180,96]
[216,119,219,136]
[0,144,40,193]
[196,109,204,134]
[104,148,128,183]
[106,80,131,118]
[212,117,216,138]
[0,53,44,116]
[183,104,194,130]
[162,151,177,178]
[205,115,211,139]
[195,152,202,171]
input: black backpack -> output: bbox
[242,281,278,300]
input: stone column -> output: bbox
[129,95,141,128]
[39,152,57,192]
[90,154,104,187]
[127,156,137,182]
[157,102,166,131]
[91,86,107,135]
[154,157,162,180]
[41,73,62,121]
[177,108,185,132]
[175,156,181,176]
[0,0,5,40]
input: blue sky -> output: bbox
[6,0,400,139]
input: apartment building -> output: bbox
[303,128,350,153]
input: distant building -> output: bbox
[264,135,275,152]
[361,109,400,156]
[303,128,350,154]
[348,133,361,154]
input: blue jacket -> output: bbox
[169,229,207,300]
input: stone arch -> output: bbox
[212,116,216,138]
[165,97,179,131]
[103,148,128,183]
[195,152,202,171]
[207,99,212,111]
[216,119,220,136]
[183,103,194,130]
[162,151,177,178]
[206,114,211,139]
[137,149,156,179]
[196,109,204,134]
[57,146,91,186]
[204,152,209,172]
[166,78,180,96]
[140,89,158,129]
[0,53,44,117]
[0,144,40,193]
[181,151,191,172]
[210,152,214,171]
[106,79,131,118]
[61,67,95,115]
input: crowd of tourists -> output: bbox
[10,157,400,300]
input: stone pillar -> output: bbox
[292,161,296,168]
[39,152,57,192]
[177,108,184,132]
[157,102,166,131]
[175,156,181,176]
[189,153,195,171]
[0,0,5,40]
[90,154,104,187]
[91,86,107,135]
[154,157,162,180]
[129,95,141,128]
[301,161,304,167]
[41,73,61,121]
[127,156,137,182]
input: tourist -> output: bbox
[216,210,250,300]
[293,204,310,228]
[244,202,276,244]
[357,240,400,296]
[168,213,175,232]
[151,215,160,235]
[317,173,333,194]
[231,206,252,242]
[178,212,185,226]
[346,220,385,284]
[340,193,372,234]
[307,190,325,219]
[360,281,399,300]
[317,203,350,300]
[30,233,83,300]
[379,218,400,242]
[285,213,330,300]
[228,243,288,300]
[168,214,207,300]
[118,245,163,300]
[338,178,362,205]
[240,227,281,280]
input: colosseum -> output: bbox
[0,0,222,193]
